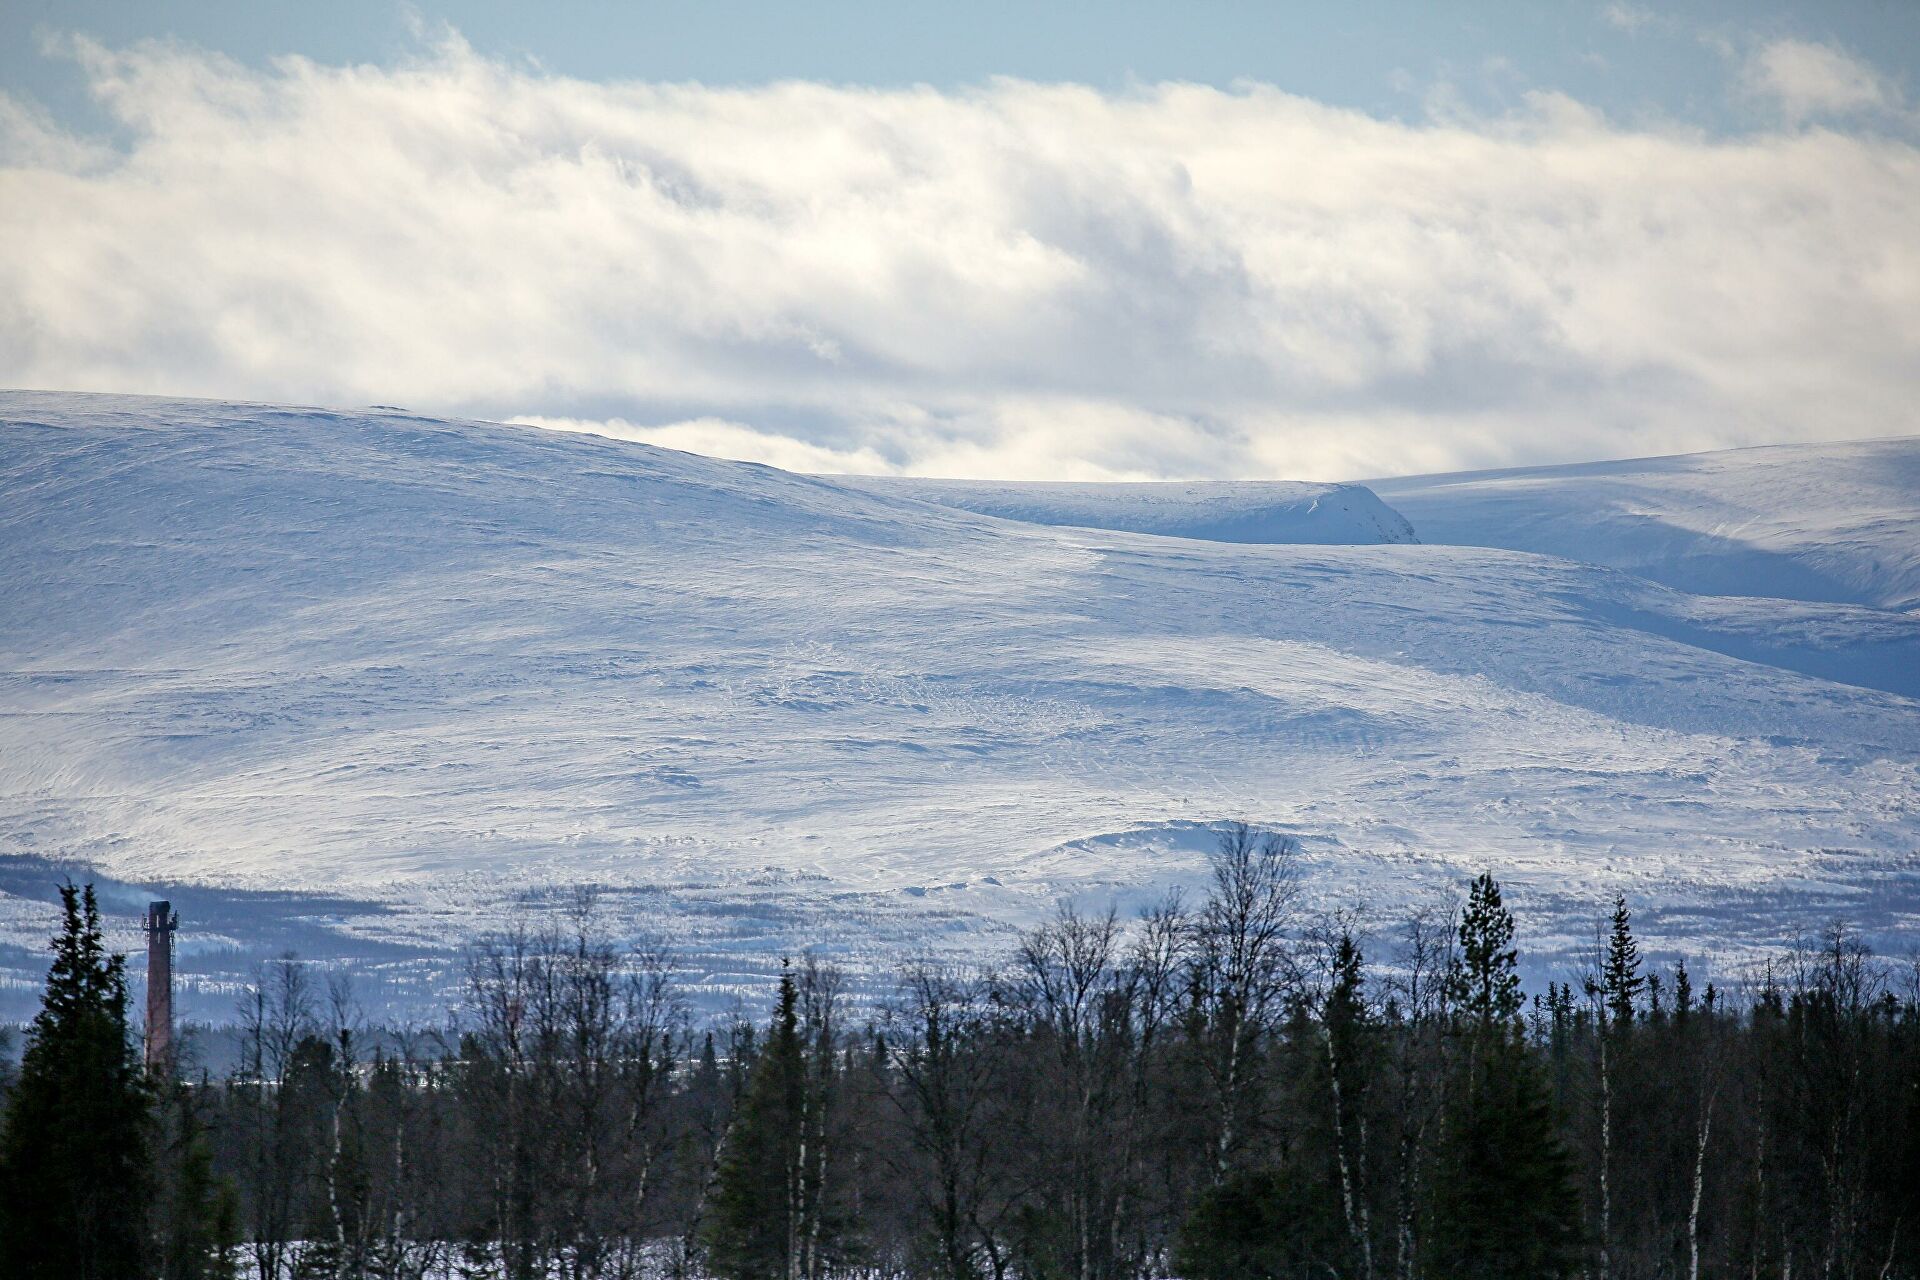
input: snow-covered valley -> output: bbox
[2,391,1916,1018]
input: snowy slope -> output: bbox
[1371,439,1920,613]
[2,392,1917,1016]
[828,477,1417,545]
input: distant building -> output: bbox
[144,901,177,1074]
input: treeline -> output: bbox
[2,831,1918,1280]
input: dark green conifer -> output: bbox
[1448,873,1523,1031]
[1176,1165,1345,1280]
[704,965,806,1280]
[152,1081,240,1280]
[0,883,152,1280]
[1601,896,1643,1027]
[1427,874,1580,1280]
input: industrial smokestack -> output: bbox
[144,900,177,1075]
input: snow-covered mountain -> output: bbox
[2,392,1916,1017]
[827,477,1418,546]
[1372,440,1920,613]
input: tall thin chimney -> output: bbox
[144,900,177,1075]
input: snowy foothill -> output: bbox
[827,477,1418,546]
[1372,441,1920,614]
[1,391,1917,1017]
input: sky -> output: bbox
[2,1,1917,480]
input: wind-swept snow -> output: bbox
[1372,439,1920,613]
[829,477,1417,546]
[1,392,1916,1016]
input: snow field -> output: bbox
[1,392,1915,1015]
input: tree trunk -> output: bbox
[1599,1028,1613,1280]
[1689,1086,1714,1280]
[1326,1021,1374,1280]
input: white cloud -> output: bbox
[1601,5,1656,34]
[2,34,1917,481]
[513,415,899,475]
[1741,38,1896,122]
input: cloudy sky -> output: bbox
[2,2,1916,480]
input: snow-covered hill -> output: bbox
[1371,439,1920,613]
[827,478,1417,546]
[2,392,1916,1017]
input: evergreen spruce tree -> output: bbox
[1545,983,1577,1102]
[704,965,807,1280]
[1601,896,1643,1028]
[0,883,152,1280]
[151,1081,240,1280]
[1448,873,1523,1030]
[1426,874,1580,1280]
[1176,1165,1346,1280]
[1588,894,1643,1279]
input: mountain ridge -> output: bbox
[2,390,1915,1015]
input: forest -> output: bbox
[0,828,1915,1280]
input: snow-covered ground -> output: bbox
[1372,440,1920,613]
[828,477,1417,546]
[1,392,1916,1019]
